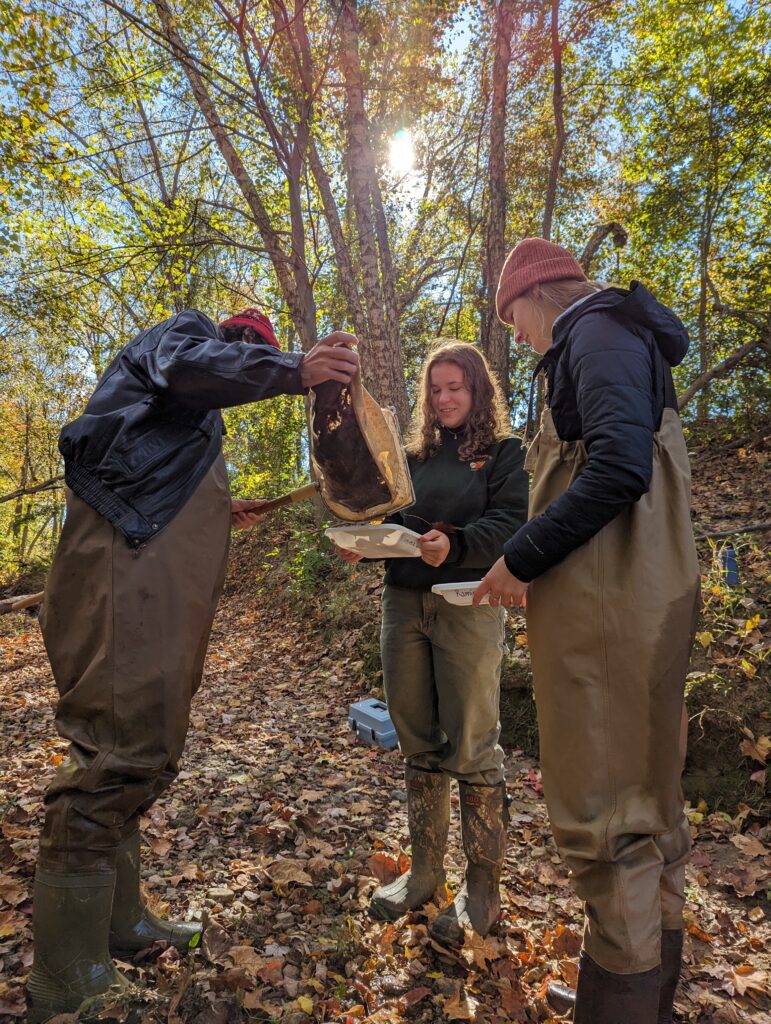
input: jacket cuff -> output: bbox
[503,537,539,584]
[446,530,465,565]
[283,352,306,395]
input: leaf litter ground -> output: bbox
[0,428,769,1023]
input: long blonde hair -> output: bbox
[515,278,607,338]
[406,340,510,462]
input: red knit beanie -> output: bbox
[495,238,587,325]
[219,308,280,349]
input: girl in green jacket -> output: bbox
[336,340,528,943]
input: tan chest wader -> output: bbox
[30,455,230,1022]
[524,405,700,977]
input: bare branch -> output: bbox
[579,222,628,274]
[677,337,766,411]
[0,476,64,506]
[0,592,45,615]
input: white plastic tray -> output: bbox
[431,582,489,606]
[325,523,422,558]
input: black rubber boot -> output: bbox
[370,766,450,920]
[109,830,202,955]
[546,978,576,1017]
[658,929,684,1023]
[547,929,684,1021]
[28,869,129,1024]
[429,780,507,945]
[574,951,660,1024]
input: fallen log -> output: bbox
[694,522,771,541]
[0,591,45,615]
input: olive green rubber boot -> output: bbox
[28,868,129,1024]
[370,766,450,920]
[109,830,201,955]
[429,781,507,945]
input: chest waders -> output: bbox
[526,406,700,1023]
[30,456,230,1022]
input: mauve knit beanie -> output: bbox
[495,238,587,324]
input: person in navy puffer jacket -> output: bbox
[475,239,701,1024]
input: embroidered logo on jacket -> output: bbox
[469,456,491,471]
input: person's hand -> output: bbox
[473,556,528,609]
[300,331,360,388]
[333,542,364,564]
[418,529,451,567]
[231,498,266,530]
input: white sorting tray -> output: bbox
[431,581,490,606]
[325,523,422,558]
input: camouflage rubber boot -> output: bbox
[28,869,129,1024]
[429,781,507,945]
[109,830,202,955]
[370,766,450,920]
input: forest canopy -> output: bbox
[0,0,769,580]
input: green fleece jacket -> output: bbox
[384,429,529,591]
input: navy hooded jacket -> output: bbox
[503,282,690,582]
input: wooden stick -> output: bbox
[239,481,319,515]
[694,522,771,541]
[0,591,45,615]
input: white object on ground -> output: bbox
[431,582,490,606]
[325,523,422,558]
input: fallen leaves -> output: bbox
[366,851,410,885]
[0,504,769,1024]
[268,858,313,888]
[722,966,769,998]
[741,727,771,765]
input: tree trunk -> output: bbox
[482,0,517,397]
[338,0,408,427]
[696,210,713,423]
[542,0,564,242]
[151,0,316,349]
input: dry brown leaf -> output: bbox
[723,966,769,997]
[366,851,409,885]
[740,729,771,765]
[0,874,26,906]
[687,923,714,944]
[256,958,284,987]
[550,925,582,958]
[269,858,313,887]
[559,959,579,988]
[228,945,265,971]
[0,908,25,938]
[442,985,479,1021]
[730,833,768,858]
[148,836,171,858]
[461,929,507,969]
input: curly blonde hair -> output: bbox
[406,339,511,462]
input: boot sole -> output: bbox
[369,897,411,922]
[110,936,200,959]
[28,977,130,1024]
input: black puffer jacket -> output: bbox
[60,309,304,548]
[503,282,689,582]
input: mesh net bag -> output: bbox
[309,374,414,522]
